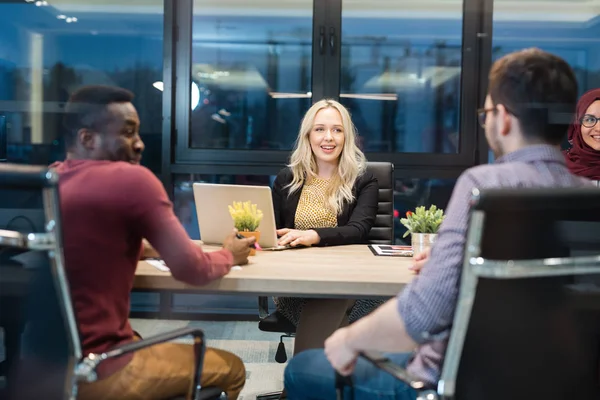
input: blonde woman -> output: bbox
[272,99,381,355]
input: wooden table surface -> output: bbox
[134,245,414,298]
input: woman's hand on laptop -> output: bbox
[223,230,256,265]
[276,228,320,247]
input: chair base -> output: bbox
[275,334,293,363]
[257,310,297,363]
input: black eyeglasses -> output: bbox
[477,104,517,128]
[581,114,599,128]
[476,107,496,128]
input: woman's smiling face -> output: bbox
[309,107,345,165]
[580,100,600,151]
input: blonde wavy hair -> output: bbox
[287,99,366,215]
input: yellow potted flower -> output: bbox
[228,201,263,255]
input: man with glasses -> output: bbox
[283,48,594,399]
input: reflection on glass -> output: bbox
[190,1,313,150]
[492,2,600,90]
[0,1,163,172]
[491,0,600,162]
[340,0,463,153]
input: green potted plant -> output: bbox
[228,200,263,255]
[400,205,445,255]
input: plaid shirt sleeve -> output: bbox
[397,170,481,343]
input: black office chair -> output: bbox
[0,163,225,400]
[342,188,600,400]
[361,162,395,244]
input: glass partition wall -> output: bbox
[170,0,485,243]
[0,0,165,174]
[7,0,598,315]
[339,0,464,154]
[5,0,598,242]
[174,0,481,171]
[487,0,600,161]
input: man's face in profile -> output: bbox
[483,95,503,159]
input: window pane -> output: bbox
[492,1,600,92]
[394,178,456,243]
[340,1,463,153]
[491,1,600,159]
[0,2,163,173]
[190,1,313,150]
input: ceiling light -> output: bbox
[58,14,78,23]
[152,81,164,91]
[269,92,312,99]
[152,81,200,110]
[191,82,200,110]
[340,93,398,101]
[35,0,48,6]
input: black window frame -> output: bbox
[161,0,495,188]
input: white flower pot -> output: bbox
[411,233,437,256]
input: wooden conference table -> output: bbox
[134,244,414,300]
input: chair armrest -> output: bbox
[359,351,430,392]
[335,352,439,400]
[0,164,57,189]
[258,296,270,318]
[0,229,55,250]
[76,327,206,384]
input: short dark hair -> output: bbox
[488,48,578,145]
[63,85,134,147]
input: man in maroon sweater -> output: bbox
[52,85,255,400]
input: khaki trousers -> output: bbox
[77,342,245,400]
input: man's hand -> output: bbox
[222,229,256,265]
[276,228,320,247]
[409,248,430,275]
[324,327,359,376]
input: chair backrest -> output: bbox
[0,163,81,400]
[366,162,394,245]
[440,188,600,400]
[474,188,600,260]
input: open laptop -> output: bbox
[192,183,291,250]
